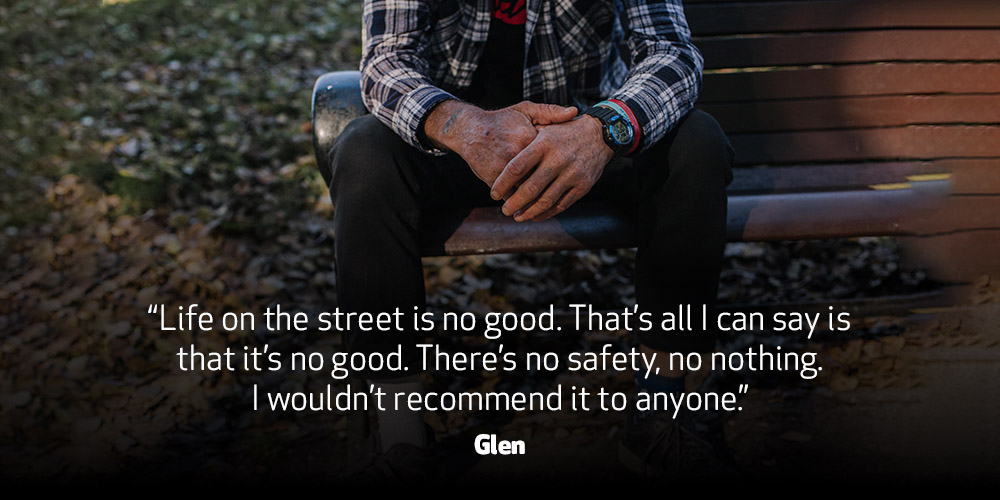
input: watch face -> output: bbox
[609,117,633,146]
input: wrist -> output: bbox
[424,100,480,153]
[580,114,615,161]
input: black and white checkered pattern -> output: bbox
[360,0,702,155]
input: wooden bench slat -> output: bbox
[730,126,1000,165]
[699,29,1000,70]
[701,94,1000,133]
[729,159,1000,196]
[727,162,943,194]
[419,185,946,256]
[920,159,1000,196]
[901,196,1000,235]
[687,0,1000,36]
[900,229,1000,282]
[701,63,1000,102]
[732,184,949,241]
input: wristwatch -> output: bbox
[584,105,634,156]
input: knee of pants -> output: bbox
[666,109,735,189]
[328,115,419,210]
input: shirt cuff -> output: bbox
[397,85,457,155]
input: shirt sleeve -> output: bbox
[611,0,704,154]
[360,0,456,155]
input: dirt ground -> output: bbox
[2,175,985,483]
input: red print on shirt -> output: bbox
[493,0,527,25]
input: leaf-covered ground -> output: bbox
[0,0,949,481]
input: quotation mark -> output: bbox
[148,304,159,314]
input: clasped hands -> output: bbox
[424,100,615,222]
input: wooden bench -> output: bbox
[312,0,1000,285]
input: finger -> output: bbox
[501,182,519,201]
[511,101,578,125]
[531,185,589,222]
[503,160,560,217]
[515,176,573,222]
[491,141,545,200]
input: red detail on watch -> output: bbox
[609,98,641,154]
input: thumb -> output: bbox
[513,101,578,125]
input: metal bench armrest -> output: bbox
[311,70,367,187]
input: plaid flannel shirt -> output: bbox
[360,0,703,155]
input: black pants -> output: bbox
[328,110,734,380]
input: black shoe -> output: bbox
[619,408,739,480]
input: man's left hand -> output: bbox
[490,114,615,222]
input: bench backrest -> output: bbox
[691,0,999,191]
[685,0,1000,283]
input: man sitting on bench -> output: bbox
[330,0,735,479]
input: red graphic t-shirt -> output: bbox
[493,0,527,25]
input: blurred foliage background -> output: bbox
[1,0,360,234]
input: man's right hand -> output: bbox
[423,100,578,186]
